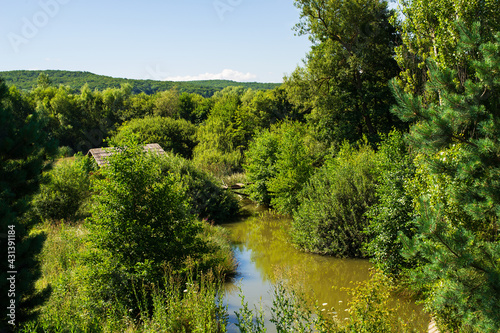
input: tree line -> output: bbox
[0,70,279,97]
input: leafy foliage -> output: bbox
[394,0,500,94]
[365,131,417,276]
[285,0,403,147]
[32,155,96,222]
[0,79,57,327]
[112,116,198,159]
[245,121,315,214]
[87,142,206,280]
[292,141,378,257]
[157,154,239,223]
[193,93,245,175]
[391,28,500,332]
[28,222,230,333]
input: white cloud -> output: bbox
[165,69,257,82]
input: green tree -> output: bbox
[32,154,96,222]
[123,92,155,120]
[365,131,417,276]
[35,72,52,89]
[0,79,56,328]
[87,141,205,283]
[285,0,402,146]
[100,83,132,124]
[178,92,204,123]
[394,0,500,94]
[391,28,500,331]
[193,94,245,175]
[245,121,315,214]
[153,88,180,118]
[112,116,198,159]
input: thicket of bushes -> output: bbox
[23,141,239,332]
[32,154,96,222]
[291,140,378,257]
[245,121,315,215]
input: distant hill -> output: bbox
[0,70,281,97]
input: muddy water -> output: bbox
[223,201,429,332]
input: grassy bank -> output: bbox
[21,221,234,332]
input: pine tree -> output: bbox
[391,25,500,332]
[0,79,56,329]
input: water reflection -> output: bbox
[223,202,428,332]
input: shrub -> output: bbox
[112,116,197,159]
[157,154,239,223]
[87,143,205,281]
[245,121,314,214]
[57,146,74,158]
[292,140,378,257]
[244,126,280,205]
[364,130,417,277]
[32,154,96,222]
[192,96,246,176]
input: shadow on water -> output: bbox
[222,199,429,333]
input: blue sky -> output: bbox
[0,0,312,83]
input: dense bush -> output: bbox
[157,154,239,223]
[112,116,197,159]
[32,154,96,222]
[87,143,206,280]
[245,121,314,214]
[365,131,417,276]
[193,87,300,177]
[292,141,378,257]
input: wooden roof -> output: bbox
[87,143,165,167]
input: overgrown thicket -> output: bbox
[292,140,379,257]
[32,154,96,223]
[19,140,238,332]
[245,121,316,214]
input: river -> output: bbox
[222,200,429,332]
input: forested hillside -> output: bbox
[0,70,279,97]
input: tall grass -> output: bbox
[23,221,234,332]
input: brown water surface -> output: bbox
[223,200,428,332]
